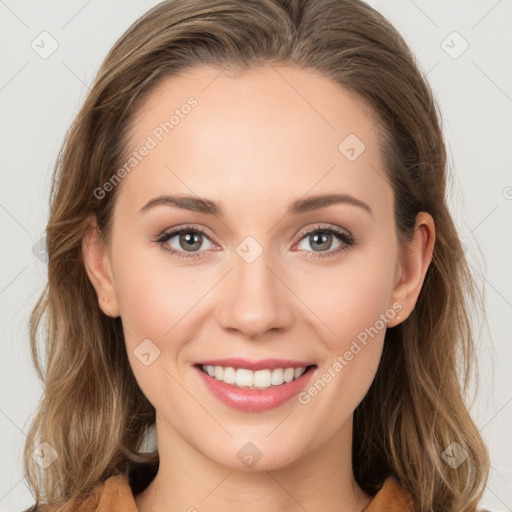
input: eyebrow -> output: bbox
[138,193,373,217]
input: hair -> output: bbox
[23,0,489,511]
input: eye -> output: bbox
[155,224,356,260]
[156,225,216,259]
[294,225,355,257]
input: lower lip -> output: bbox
[194,365,317,412]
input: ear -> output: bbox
[82,215,120,317]
[387,212,435,327]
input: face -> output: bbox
[94,65,405,470]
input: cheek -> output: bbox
[293,247,396,409]
[111,235,208,340]
[109,238,221,398]
[110,245,202,409]
[298,252,396,350]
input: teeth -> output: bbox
[236,368,253,387]
[202,365,308,389]
[222,366,236,384]
[283,368,295,382]
[294,367,306,379]
[271,368,284,385]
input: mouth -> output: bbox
[193,360,318,412]
[194,363,317,389]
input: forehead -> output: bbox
[118,65,392,218]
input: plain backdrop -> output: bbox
[1,1,511,511]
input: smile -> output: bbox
[193,360,317,412]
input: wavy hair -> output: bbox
[23,0,489,511]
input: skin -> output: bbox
[82,65,435,512]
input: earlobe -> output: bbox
[81,216,120,317]
[388,212,435,327]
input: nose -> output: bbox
[216,250,295,340]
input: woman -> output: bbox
[23,0,490,511]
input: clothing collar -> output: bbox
[81,473,413,512]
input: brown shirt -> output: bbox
[57,473,414,511]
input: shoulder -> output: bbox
[21,461,158,512]
[364,478,496,512]
[365,476,414,511]
[20,475,125,512]
[22,461,158,512]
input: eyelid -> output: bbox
[295,223,353,242]
[156,224,217,244]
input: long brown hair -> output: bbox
[23,1,489,510]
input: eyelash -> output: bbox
[155,224,356,260]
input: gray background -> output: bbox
[1,1,511,510]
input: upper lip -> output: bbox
[194,358,316,371]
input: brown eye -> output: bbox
[156,226,215,259]
[296,226,354,255]
[306,231,336,252]
[177,231,204,252]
